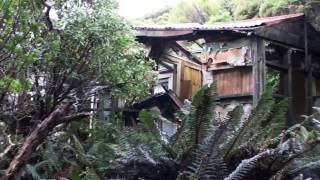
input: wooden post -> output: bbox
[251,36,266,106]
[306,55,313,115]
[284,49,293,125]
[304,19,313,115]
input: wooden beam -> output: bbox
[304,19,313,115]
[159,61,175,73]
[171,42,202,65]
[255,20,304,50]
[135,30,194,38]
[266,61,288,71]
[266,40,304,52]
[159,69,175,74]
[218,93,253,100]
[251,36,266,106]
[283,49,294,126]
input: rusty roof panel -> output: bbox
[134,13,304,31]
[209,48,246,65]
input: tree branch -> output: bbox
[0,106,90,180]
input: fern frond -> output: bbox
[138,109,160,135]
[217,105,244,158]
[81,166,100,180]
[25,164,41,180]
[183,137,228,180]
[190,82,218,145]
[224,150,273,180]
[169,83,219,160]
[72,135,90,165]
[223,86,276,158]
[252,99,288,148]
[287,160,320,177]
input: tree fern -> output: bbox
[181,105,244,179]
[182,134,229,180]
[25,164,41,180]
[169,83,219,160]
[223,86,276,159]
[224,150,273,180]
[254,98,288,147]
[218,105,244,158]
[286,160,320,179]
[237,86,275,146]
[169,111,192,157]
[189,82,218,145]
[106,83,319,180]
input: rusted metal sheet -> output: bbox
[214,67,253,97]
[206,38,251,70]
[208,47,249,66]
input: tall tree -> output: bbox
[0,0,156,179]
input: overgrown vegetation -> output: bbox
[1,0,320,179]
[100,82,319,180]
[0,0,156,179]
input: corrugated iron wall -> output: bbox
[214,67,253,97]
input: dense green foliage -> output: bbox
[0,0,156,178]
[1,0,320,179]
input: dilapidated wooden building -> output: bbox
[134,13,320,125]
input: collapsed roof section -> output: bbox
[123,90,183,126]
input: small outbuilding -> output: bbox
[134,13,320,125]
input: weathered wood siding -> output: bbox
[214,67,253,97]
[180,61,202,100]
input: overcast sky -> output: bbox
[117,0,180,20]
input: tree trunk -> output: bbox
[0,106,89,180]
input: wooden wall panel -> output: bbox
[180,61,202,100]
[292,71,306,122]
[214,67,253,97]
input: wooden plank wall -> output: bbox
[214,67,253,97]
[180,61,202,100]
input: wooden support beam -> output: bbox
[218,93,253,100]
[266,40,304,52]
[284,49,294,126]
[135,30,194,38]
[171,42,202,65]
[266,61,288,71]
[306,55,313,114]
[304,20,313,115]
[251,36,266,106]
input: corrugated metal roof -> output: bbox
[134,13,304,31]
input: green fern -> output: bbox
[222,86,277,159]
[189,83,218,145]
[108,82,320,180]
[182,134,229,179]
[25,164,41,180]
[81,167,101,180]
[181,104,247,179]
[237,86,275,146]
[225,150,273,180]
[72,135,90,165]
